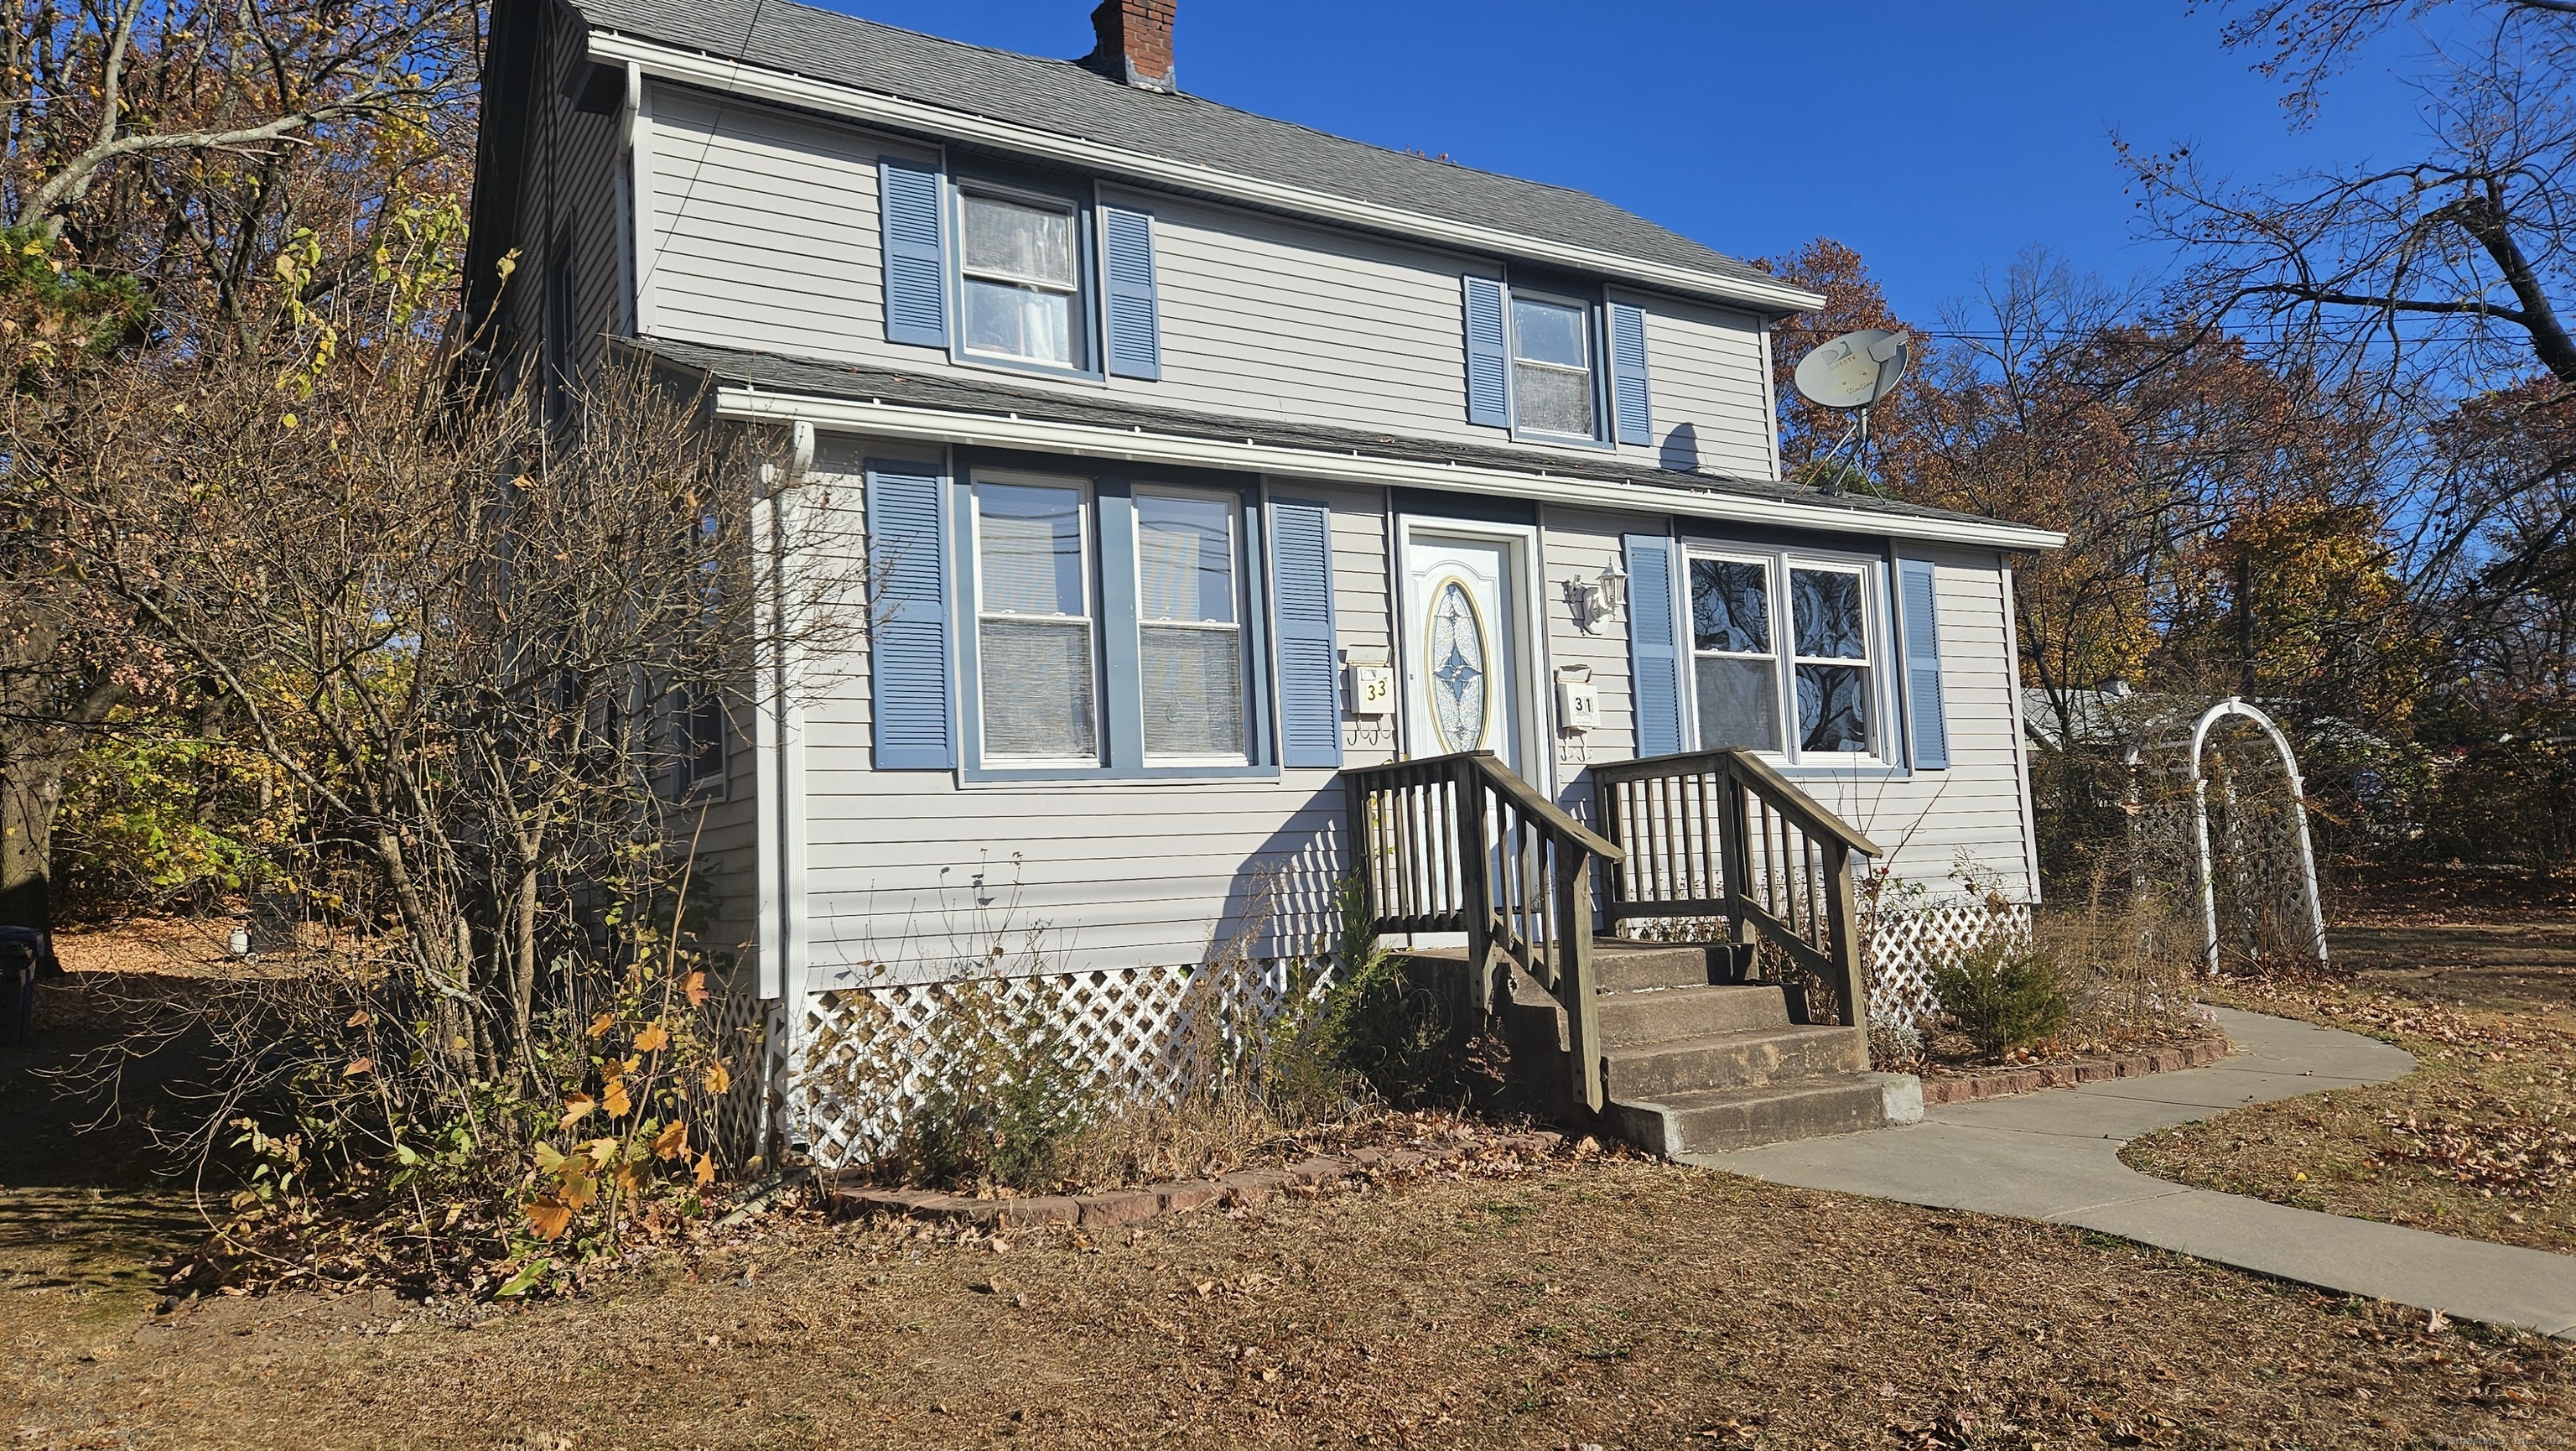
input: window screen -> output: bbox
[1511,295,1597,439]
[975,481,1097,761]
[960,192,1079,367]
[1690,557,1781,752]
[1790,567,1872,754]
[1135,492,1244,760]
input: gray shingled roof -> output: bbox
[623,335,2034,538]
[572,0,1785,295]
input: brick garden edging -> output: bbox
[1914,1034,2231,1105]
[826,1131,1569,1231]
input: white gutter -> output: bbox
[711,385,2066,552]
[585,29,1829,317]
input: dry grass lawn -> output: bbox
[12,1153,2573,1446]
[9,916,2576,1448]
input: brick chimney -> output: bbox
[1083,0,1176,93]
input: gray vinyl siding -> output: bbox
[1623,294,1780,481]
[1535,506,1653,826]
[772,434,2040,991]
[632,85,1784,481]
[504,4,625,377]
[1316,482,1397,768]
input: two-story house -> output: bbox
[465,0,2064,1162]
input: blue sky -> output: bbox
[813,1,2448,327]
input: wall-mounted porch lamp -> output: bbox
[1562,558,1629,633]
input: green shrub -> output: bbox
[1930,936,2074,1059]
[888,988,1092,1193]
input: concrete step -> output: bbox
[1602,1023,1868,1101]
[1590,940,1717,992]
[1604,1079,1890,1156]
[1596,984,1792,1048]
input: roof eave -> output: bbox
[589,29,1831,316]
[657,371,2062,553]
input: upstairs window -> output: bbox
[1463,278,1643,445]
[1687,547,1888,765]
[1510,293,1597,440]
[959,190,1082,369]
[879,159,1163,381]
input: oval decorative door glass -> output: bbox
[1426,579,1490,753]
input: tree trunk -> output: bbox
[0,744,67,931]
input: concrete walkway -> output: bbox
[1694,1007,2576,1337]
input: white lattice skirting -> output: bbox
[786,960,1326,1170]
[1864,900,2035,1030]
[782,904,2026,1164]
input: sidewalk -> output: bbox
[1695,1007,2576,1337]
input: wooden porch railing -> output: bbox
[1592,749,1883,1032]
[1343,751,1623,1112]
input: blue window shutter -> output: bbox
[1609,301,1652,446]
[865,460,955,769]
[1100,205,1161,380]
[1462,276,1509,428]
[878,158,948,348]
[1624,534,1684,757]
[1900,559,1950,769]
[1270,497,1342,768]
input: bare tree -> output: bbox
[2138,3,2576,387]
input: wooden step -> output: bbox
[1603,1079,1890,1157]
[1602,1023,1868,1101]
[1595,984,1792,1048]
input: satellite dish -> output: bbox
[1794,329,1911,412]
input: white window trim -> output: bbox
[956,183,1084,371]
[1505,286,1602,445]
[969,469,1103,767]
[1685,543,1895,769]
[1133,482,1251,768]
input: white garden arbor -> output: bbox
[2184,699,2330,974]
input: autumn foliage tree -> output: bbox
[0,0,479,930]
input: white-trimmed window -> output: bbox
[1135,488,1247,763]
[972,476,1099,763]
[958,189,1080,368]
[1688,547,1888,763]
[1509,291,1597,440]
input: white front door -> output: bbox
[1401,531,1533,781]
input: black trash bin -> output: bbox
[0,926,56,1047]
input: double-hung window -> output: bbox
[959,190,1083,370]
[1135,490,1247,763]
[955,465,1270,779]
[1510,293,1598,440]
[973,477,1099,764]
[1688,548,1887,763]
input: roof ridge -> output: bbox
[570,0,1783,291]
[711,0,1693,225]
